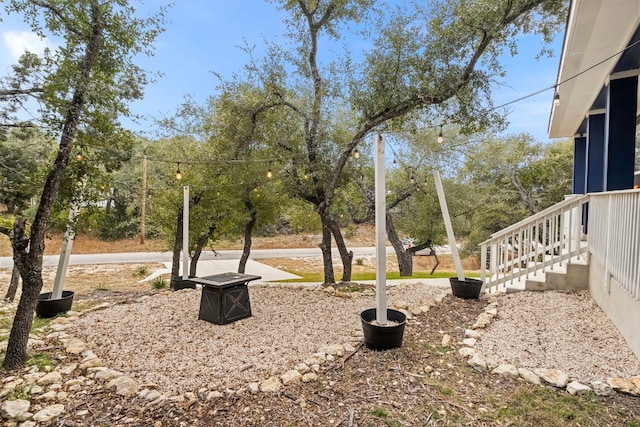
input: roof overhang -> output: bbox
[548,0,640,138]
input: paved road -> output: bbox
[0,246,399,268]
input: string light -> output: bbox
[553,91,560,106]
[304,173,308,180]
[75,146,84,161]
[354,148,360,159]
[437,126,444,143]
[267,167,273,178]
[410,175,415,184]
[175,163,182,180]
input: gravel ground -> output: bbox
[69,285,640,396]
[475,290,640,383]
[69,283,445,395]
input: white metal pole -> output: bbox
[51,202,80,300]
[433,170,465,281]
[183,185,189,279]
[374,133,387,324]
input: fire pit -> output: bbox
[186,273,261,325]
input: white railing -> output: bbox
[588,189,640,299]
[480,194,589,292]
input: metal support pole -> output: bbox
[183,185,189,279]
[433,170,465,281]
[375,133,387,324]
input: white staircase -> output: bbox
[480,195,590,293]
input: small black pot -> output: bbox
[172,276,197,291]
[36,291,74,318]
[360,308,406,350]
[449,277,483,299]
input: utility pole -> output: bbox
[140,155,147,244]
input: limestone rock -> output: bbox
[37,371,62,386]
[491,364,519,378]
[260,377,281,393]
[79,357,103,370]
[464,329,482,339]
[248,383,260,394]
[591,380,612,396]
[206,391,223,401]
[472,313,493,329]
[281,370,302,386]
[295,363,310,374]
[302,372,319,382]
[462,338,477,347]
[305,352,326,366]
[398,308,413,320]
[566,381,592,395]
[64,338,86,354]
[33,404,65,423]
[94,369,123,382]
[518,368,540,385]
[37,391,58,401]
[2,399,31,419]
[608,377,639,395]
[458,347,475,357]
[107,376,138,397]
[28,385,44,395]
[467,354,487,370]
[534,368,569,388]
[484,307,498,317]
[393,301,409,310]
[59,364,78,375]
[318,344,344,356]
[441,334,452,347]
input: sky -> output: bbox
[0,0,564,142]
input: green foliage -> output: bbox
[27,353,54,371]
[371,407,388,418]
[151,276,167,289]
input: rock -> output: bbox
[608,377,639,395]
[37,371,62,386]
[50,324,68,332]
[63,338,86,354]
[33,404,65,423]
[318,344,344,356]
[107,376,138,397]
[491,364,519,378]
[419,305,430,314]
[441,334,452,347]
[472,313,493,329]
[206,390,223,401]
[305,352,326,366]
[344,344,356,353]
[467,354,487,370]
[20,421,36,427]
[398,308,414,320]
[411,307,422,316]
[323,286,335,293]
[591,380,612,396]
[79,357,104,370]
[28,385,44,395]
[534,368,569,388]
[260,377,281,393]
[518,368,540,385]
[566,381,592,395]
[37,391,58,401]
[484,307,498,317]
[2,399,31,419]
[393,301,409,310]
[462,338,477,347]
[248,383,260,394]
[281,370,302,385]
[59,364,78,375]
[302,372,318,382]
[294,363,310,374]
[464,329,482,339]
[94,369,123,382]
[485,355,499,370]
[458,347,475,357]
[63,378,85,391]
[23,373,45,384]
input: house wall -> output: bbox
[589,255,640,360]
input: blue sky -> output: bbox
[0,0,563,142]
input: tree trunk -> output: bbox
[170,207,183,286]
[238,201,257,274]
[4,265,20,302]
[190,224,216,277]
[326,215,353,282]
[3,0,105,370]
[386,213,414,276]
[318,215,335,285]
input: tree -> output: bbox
[0,0,165,370]
[221,0,566,284]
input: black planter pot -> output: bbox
[172,276,197,291]
[360,308,406,350]
[36,291,74,318]
[449,277,483,299]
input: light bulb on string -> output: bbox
[175,163,182,180]
[303,173,308,180]
[354,148,360,159]
[437,126,444,143]
[410,175,415,184]
[75,146,84,161]
[267,168,273,179]
[393,158,397,166]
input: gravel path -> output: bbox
[475,290,640,383]
[69,285,640,395]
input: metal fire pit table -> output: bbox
[187,273,261,325]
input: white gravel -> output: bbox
[69,284,444,395]
[69,285,640,395]
[476,290,640,383]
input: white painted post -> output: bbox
[433,170,465,281]
[51,202,80,300]
[183,185,189,280]
[374,133,387,324]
